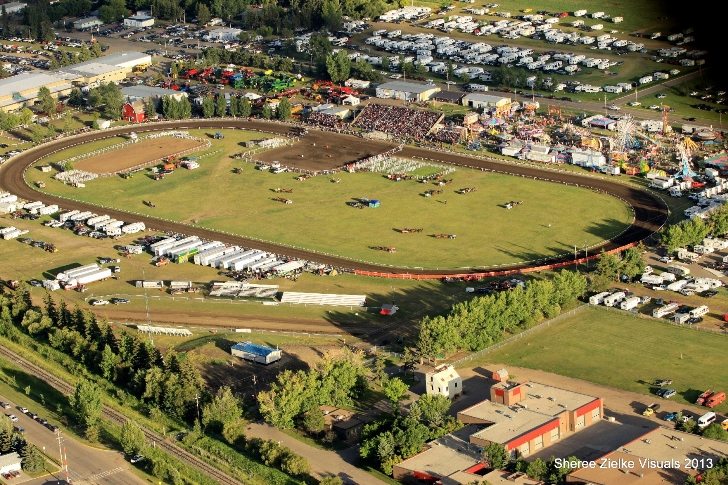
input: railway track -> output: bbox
[0,119,669,276]
[0,344,242,485]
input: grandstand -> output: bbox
[352,104,443,140]
[137,325,193,336]
[279,292,366,307]
[209,282,279,298]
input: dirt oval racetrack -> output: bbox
[0,120,669,277]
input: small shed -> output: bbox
[491,368,509,382]
[368,199,380,208]
[0,452,21,475]
[231,341,282,364]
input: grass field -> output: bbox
[33,129,633,269]
[473,306,728,412]
[0,212,479,339]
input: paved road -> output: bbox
[0,120,669,277]
[244,422,385,485]
[0,346,242,485]
[1,395,145,485]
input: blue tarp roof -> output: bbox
[232,341,277,357]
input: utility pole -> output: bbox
[56,429,70,484]
[574,244,578,268]
[195,393,201,424]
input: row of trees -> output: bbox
[2,291,205,429]
[161,96,193,120]
[359,394,458,475]
[257,349,366,429]
[199,94,257,119]
[661,204,728,253]
[417,270,587,358]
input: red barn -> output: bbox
[122,101,145,123]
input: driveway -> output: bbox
[245,422,385,485]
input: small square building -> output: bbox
[425,364,463,399]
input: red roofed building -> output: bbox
[122,100,145,123]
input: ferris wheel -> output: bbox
[613,116,636,153]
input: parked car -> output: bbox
[130,454,145,464]
[17,407,28,414]
[6,414,18,422]
[110,297,129,304]
[657,388,677,399]
[0,402,10,410]
[654,378,673,387]
[658,256,673,263]
[663,412,678,422]
[90,299,109,306]
[701,290,718,298]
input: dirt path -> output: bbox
[244,422,385,485]
[95,308,355,334]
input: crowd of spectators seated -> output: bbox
[305,111,346,130]
[430,127,463,144]
[352,104,442,140]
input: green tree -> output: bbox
[69,380,103,440]
[99,0,129,23]
[621,246,645,279]
[201,95,215,118]
[68,88,84,107]
[277,97,292,120]
[483,442,508,469]
[417,315,458,360]
[261,104,273,119]
[280,451,311,477]
[702,422,728,442]
[119,420,145,455]
[409,394,452,431]
[382,377,408,413]
[372,353,387,385]
[18,108,33,127]
[321,0,342,31]
[594,251,622,282]
[0,111,19,132]
[526,458,548,480]
[301,406,325,434]
[239,97,252,117]
[258,370,316,429]
[201,386,243,433]
[215,93,227,117]
[20,444,45,473]
[196,2,211,25]
[38,86,56,116]
[325,50,351,84]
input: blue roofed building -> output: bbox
[231,341,282,364]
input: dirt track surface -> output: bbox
[74,137,205,173]
[0,120,669,276]
[256,129,395,171]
